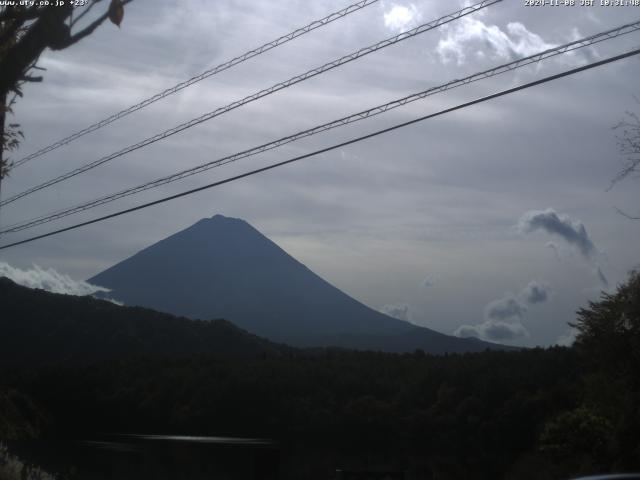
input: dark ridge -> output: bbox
[89,215,512,353]
[0,276,291,368]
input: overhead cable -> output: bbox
[0,0,501,208]
[1,45,638,250]
[3,18,639,235]
[12,0,380,168]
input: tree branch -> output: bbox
[0,5,72,96]
[19,75,43,83]
[0,5,41,23]
[610,107,640,190]
[63,0,131,48]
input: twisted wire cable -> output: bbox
[13,0,380,168]
[0,0,501,208]
[2,45,639,250]
[2,18,639,235]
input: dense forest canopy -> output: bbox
[0,271,639,479]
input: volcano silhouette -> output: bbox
[89,215,504,353]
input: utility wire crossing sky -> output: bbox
[2,44,639,250]
[11,0,380,169]
[0,0,500,209]
[2,18,639,237]
[1,0,638,347]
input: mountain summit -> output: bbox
[89,215,502,353]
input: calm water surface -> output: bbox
[12,434,280,480]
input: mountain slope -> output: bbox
[89,215,505,353]
[0,277,289,367]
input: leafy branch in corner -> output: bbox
[0,0,131,179]
[609,97,640,219]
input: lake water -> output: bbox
[10,434,280,480]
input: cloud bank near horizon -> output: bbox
[0,261,110,297]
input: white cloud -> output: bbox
[383,4,421,32]
[455,320,529,342]
[380,302,411,321]
[569,27,599,62]
[0,261,109,297]
[437,17,555,65]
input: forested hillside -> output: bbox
[0,277,291,367]
[1,272,638,479]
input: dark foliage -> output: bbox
[0,389,48,441]
[0,277,291,367]
[567,270,640,473]
[1,272,639,478]
[573,270,640,380]
[0,1,131,179]
[4,348,581,479]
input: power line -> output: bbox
[0,0,501,209]
[12,0,380,169]
[2,19,639,235]
[1,45,638,251]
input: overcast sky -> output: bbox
[1,0,639,347]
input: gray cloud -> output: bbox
[454,320,529,342]
[519,280,551,304]
[483,320,529,341]
[454,280,551,342]
[0,261,109,296]
[518,208,597,259]
[453,324,482,339]
[484,281,551,321]
[485,294,527,321]
[420,274,436,288]
[380,303,411,321]
[518,209,609,286]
